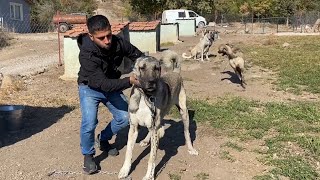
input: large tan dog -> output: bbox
[118,50,198,180]
[182,31,218,62]
[218,44,246,88]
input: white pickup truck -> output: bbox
[161,9,207,28]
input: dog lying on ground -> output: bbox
[118,50,198,180]
[218,44,246,88]
[182,30,219,62]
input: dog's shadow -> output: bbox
[111,110,198,178]
[220,70,242,85]
[208,54,217,58]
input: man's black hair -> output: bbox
[86,15,111,34]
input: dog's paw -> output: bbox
[142,176,154,180]
[139,141,149,147]
[118,166,130,179]
[188,148,199,156]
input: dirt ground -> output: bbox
[0,29,318,180]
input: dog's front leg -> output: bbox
[178,88,199,156]
[205,52,210,60]
[143,110,161,180]
[143,128,159,180]
[118,123,139,179]
[201,48,204,62]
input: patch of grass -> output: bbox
[183,97,320,178]
[195,172,210,180]
[161,42,175,47]
[221,141,244,151]
[253,174,273,180]
[242,36,320,94]
[219,150,236,162]
[269,156,319,179]
[183,77,193,81]
[168,173,181,180]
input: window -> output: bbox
[10,3,23,21]
[189,12,197,18]
[178,12,186,18]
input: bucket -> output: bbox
[0,105,25,132]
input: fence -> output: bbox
[212,11,320,34]
[0,11,57,49]
[243,17,294,34]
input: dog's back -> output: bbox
[159,50,182,73]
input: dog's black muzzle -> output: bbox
[140,79,157,93]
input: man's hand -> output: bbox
[129,74,140,86]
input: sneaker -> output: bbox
[83,154,97,174]
[96,134,119,156]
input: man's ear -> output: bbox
[88,33,94,41]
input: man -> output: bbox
[77,15,143,174]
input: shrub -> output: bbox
[0,30,11,49]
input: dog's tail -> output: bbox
[160,50,182,73]
[182,52,192,59]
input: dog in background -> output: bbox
[218,44,246,88]
[118,50,198,180]
[182,30,219,62]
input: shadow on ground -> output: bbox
[221,70,241,85]
[97,110,198,178]
[0,105,74,148]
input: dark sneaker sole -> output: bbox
[83,167,98,175]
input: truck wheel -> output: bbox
[58,23,69,33]
[198,21,205,28]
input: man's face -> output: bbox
[89,29,112,50]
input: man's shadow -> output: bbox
[97,110,198,177]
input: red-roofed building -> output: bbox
[128,21,161,53]
[60,22,130,80]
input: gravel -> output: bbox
[0,53,59,77]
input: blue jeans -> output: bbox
[78,84,129,155]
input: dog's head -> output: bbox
[133,56,161,93]
[209,30,220,41]
[217,44,231,56]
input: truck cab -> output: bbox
[161,9,207,28]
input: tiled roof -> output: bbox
[129,21,160,31]
[63,22,129,38]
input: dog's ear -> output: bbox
[133,57,145,76]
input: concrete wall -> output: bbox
[176,19,196,36]
[129,30,158,53]
[160,23,179,44]
[60,37,80,80]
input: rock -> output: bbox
[282,42,290,48]
[0,74,14,89]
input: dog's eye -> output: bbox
[139,64,146,70]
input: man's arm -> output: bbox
[79,53,132,92]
